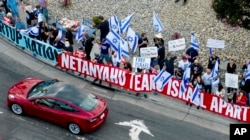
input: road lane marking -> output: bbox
[115,120,154,140]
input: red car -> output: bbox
[7,78,108,135]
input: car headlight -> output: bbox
[8,94,15,99]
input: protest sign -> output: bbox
[225,73,238,88]
[132,57,151,69]
[140,47,158,58]
[207,39,225,48]
[168,38,186,51]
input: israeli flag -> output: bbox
[20,26,39,36]
[245,63,250,81]
[209,48,213,57]
[75,24,84,43]
[179,68,191,95]
[210,60,219,79]
[57,26,64,41]
[191,85,201,106]
[154,70,172,90]
[109,16,119,32]
[153,11,164,33]
[190,33,200,50]
[120,38,129,57]
[106,30,121,52]
[126,28,138,52]
[119,13,134,34]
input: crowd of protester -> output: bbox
[0,0,249,106]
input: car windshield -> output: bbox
[28,79,57,98]
[28,80,98,111]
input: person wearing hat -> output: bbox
[153,33,164,48]
[63,41,73,53]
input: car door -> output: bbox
[30,98,56,122]
[51,100,79,126]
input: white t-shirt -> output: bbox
[178,60,190,71]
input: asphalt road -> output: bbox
[0,50,229,140]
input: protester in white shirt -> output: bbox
[111,52,120,67]
[202,69,212,94]
[178,55,190,71]
[215,83,225,99]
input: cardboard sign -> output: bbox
[140,47,158,58]
[132,57,151,69]
[225,73,238,88]
[207,39,225,48]
[168,38,186,51]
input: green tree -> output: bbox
[212,0,250,30]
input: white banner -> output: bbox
[207,39,225,48]
[132,57,151,69]
[140,47,158,58]
[168,38,186,51]
[225,73,238,88]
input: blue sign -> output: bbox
[0,21,60,64]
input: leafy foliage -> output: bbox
[212,0,250,30]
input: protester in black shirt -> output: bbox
[163,53,177,75]
[65,28,74,45]
[138,33,149,56]
[38,21,49,42]
[81,32,95,60]
[97,16,109,42]
[157,42,165,69]
[153,33,164,48]
[49,23,58,46]
[25,5,35,28]
[208,52,220,70]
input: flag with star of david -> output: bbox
[190,33,200,50]
[106,30,121,52]
[126,28,138,52]
[154,69,172,90]
[119,13,134,34]
[153,11,164,33]
[109,16,119,32]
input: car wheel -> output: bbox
[68,123,81,135]
[11,103,23,115]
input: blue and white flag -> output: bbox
[109,16,119,32]
[20,26,39,36]
[210,60,219,79]
[119,13,134,34]
[126,28,138,52]
[106,30,121,52]
[209,48,213,57]
[75,24,84,43]
[190,33,200,50]
[57,26,64,41]
[154,70,172,90]
[153,11,164,33]
[191,85,201,106]
[179,67,191,95]
[245,63,250,81]
[120,38,129,57]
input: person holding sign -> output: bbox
[138,33,149,56]
[226,59,237,103]
[208,51,220,70]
